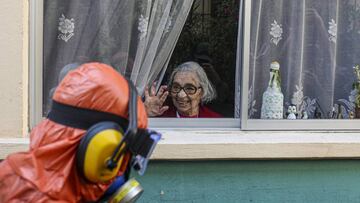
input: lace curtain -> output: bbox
[43,0,193,114]
[247,0,360,119]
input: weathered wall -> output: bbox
[136,160,360,203]
[0,0,27,138]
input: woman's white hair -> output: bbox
[168,61,217,103]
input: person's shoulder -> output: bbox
[199,106,222,118]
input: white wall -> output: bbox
[0,0,28,138]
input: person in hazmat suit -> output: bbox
[0,62,160,202]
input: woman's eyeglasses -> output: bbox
[170,83,201,95]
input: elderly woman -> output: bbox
[145,61,221,118]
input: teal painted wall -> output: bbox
[134,160,360,203]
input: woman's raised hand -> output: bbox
[144,83,169,117]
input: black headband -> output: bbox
[47,100,129,130]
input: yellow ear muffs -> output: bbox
[76,121,127,183]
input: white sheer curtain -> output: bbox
[129,0,194,93]
[247,0,360,119]
[43,0,193,114]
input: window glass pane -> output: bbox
[248,0,360,120]
[42,0,193,116]
[161,0,240,118]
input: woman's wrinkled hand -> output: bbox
[144,84,169,117]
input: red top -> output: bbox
[161,105,222,118]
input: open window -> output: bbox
[165,0,240,118]
[149,0,242,127]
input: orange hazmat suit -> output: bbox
[0,62,148,202]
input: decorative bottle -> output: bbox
[261,61,284,119]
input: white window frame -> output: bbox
[29,0,43,128]
[20,0,360,161]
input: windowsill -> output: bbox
[2,130,360,160]
[151,129,360,159]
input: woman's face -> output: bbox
[170,71,203,116]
